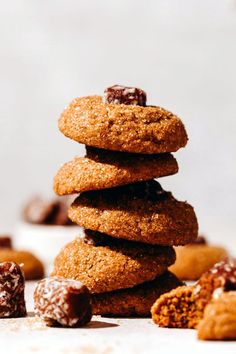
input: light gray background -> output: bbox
[0,0,235,251]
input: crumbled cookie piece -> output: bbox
[151,286,200,328]
[104,85,147,106]
[0,262,26,318]
[198,291,236,340]
[152,258,236,329]
[34,277,92,327]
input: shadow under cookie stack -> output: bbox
[52,85,198,316]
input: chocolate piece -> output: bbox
[104,85,146,106]
[23,197,73,226]
[190,235,207,245]
[0,262,26,318]
[0,236,12,249]
[194,258,236,310]
[34,277,92,327]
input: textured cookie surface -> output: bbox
[69,181,198,246]
[198,291,236,340]
[58,96,188,154]
[0,250,44,280]
[52,232,175,294]
[92,271,183,317]
[151,285,201,328]
[54,148,178,195]
[170,245,228,280]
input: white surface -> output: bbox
[0,281,235,354]
[14,222,81,271]
[0,1,236,253]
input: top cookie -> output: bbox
[58,95,188,154]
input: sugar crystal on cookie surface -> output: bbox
[0,261,26,318]
[34,277,92,327]
[104,85,146,106]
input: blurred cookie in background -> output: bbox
[0,249,44,280]
[169,235,228,281]
[15,195,81,271]
[0,234,44,280]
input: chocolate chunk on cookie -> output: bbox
[54,147,178,195]
[68,180,198,246]
[92,271,183,317]
[58,96,188,154]
[52,231,175,294]
[104,85,146,106]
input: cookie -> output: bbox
[151,258,236,329]
[54,147,178,195]
[68,180,198,246]
[104,85,147,106]
[92,271,183,317]
[58,96,188,154]
[170,244,228,280]
[52,231,176,294]
[0,249,44,280]
[151,285,199,328]
[198,291,236,340]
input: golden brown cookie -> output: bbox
[151,285,200,328]
[170,244,228,280]
[68,180,198,246]
[151,258,236,329]
[198,291,236,340]
[0,249,44,280]
[92,271,183,317]
[52,231,176,294]
[58,96,188,154]
[54,147,178,195]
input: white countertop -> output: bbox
[0,282,235,354]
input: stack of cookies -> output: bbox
[52,85,198,316]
